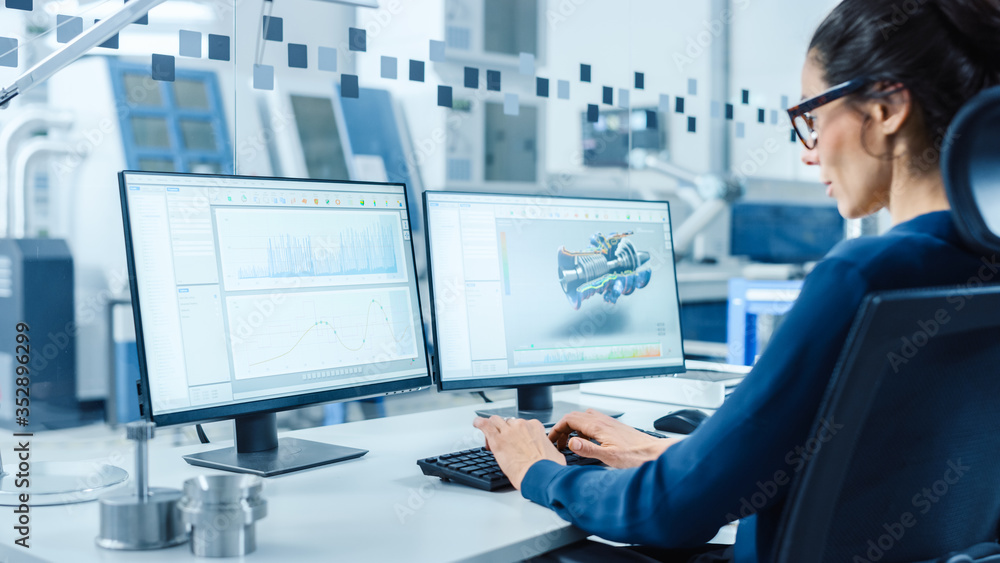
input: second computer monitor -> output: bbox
[424,192,685,423]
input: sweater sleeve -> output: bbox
[519,258,870,548]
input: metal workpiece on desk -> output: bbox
[179,475,267,557]
[96,421,188,550]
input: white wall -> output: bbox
[729,0,839,186]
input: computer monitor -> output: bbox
[423,191,686,424]
[726,278,803,366]
[120,171,431,476]
[730,202,844,264]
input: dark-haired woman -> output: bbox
[475,1,1000,561]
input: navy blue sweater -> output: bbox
[521,211,990,563]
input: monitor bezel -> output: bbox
[119,170,433,427]
[422,190,687,392]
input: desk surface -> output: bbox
[0,391,729,562]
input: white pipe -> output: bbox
[0,0,168,108]
[0,107,74,236]
[673,198,729,256]
[11,138,74,239]
[644,154,702,188]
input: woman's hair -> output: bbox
[810,0,1000,144]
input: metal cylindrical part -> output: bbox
[135,439,148,501]
[126,421,154,501]
[179,475,267,558]
[96,488,188,550]
[97,420,187,551]
[560,253,609,291]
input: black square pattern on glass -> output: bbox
[758,108,765,123]
[409,60,424,82]
[288,43,307,68]
[688,116,697,133]
[56,15,82,43]
[0,37,17,68]
[349,27,366,52]
[208,34,230,61]
[587,104,599,123]
[263,16,282,41]
[580,64,591,82]
[635,72,644,90]
[126,0,148,25]
[603,87,613,105]
[536,77,549,98]
[675,97,685,114]
[342,74,359,98]
[95,20,118,49]
[646,110,658,129]
[726,103,734,120]
[742,89,750,104]
[438,85,453,108]
[5,0,32,10]
[486,70,501,91]
[151,54,175,82]
[464,67,478,89]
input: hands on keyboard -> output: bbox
[417,428,667,491]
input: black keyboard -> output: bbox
[418,428,667,491]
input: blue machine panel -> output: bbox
[338,86,421,232]
[109,60,233,174]
[727,278,803,366]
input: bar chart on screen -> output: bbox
[214,207,409,291]
[225,287,419,380]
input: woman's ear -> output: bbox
[871,83,912,137]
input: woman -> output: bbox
[475,0,1000,561]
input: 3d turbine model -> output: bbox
[558,232,652,309]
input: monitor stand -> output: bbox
[183,412,368,477]
[475,385,623,427]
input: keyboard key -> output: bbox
[419,443,607,492]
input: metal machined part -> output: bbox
[179,475,267,557]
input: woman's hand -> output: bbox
[473,416,566,490]
[548,409,682,469]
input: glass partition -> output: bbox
[0,0,842,425]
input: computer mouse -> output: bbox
[653,409,709,435]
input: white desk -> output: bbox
[0,392,723,562]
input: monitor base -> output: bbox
[183,438,368,478]
[475,402,623,427]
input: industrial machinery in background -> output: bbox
[0,0,424,427]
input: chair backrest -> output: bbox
[774,287,1000,563]
[774,86,1000,563]
[943,86,1000,255]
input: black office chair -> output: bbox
[772,87,1000,562]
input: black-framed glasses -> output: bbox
[787,77,872,149]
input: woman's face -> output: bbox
[800,55,891,219]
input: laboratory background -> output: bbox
[0,0,849,428]
[0,0,949,560]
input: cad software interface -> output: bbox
[123,173,428,416]
[426,192,684,385]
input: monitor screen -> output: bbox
[424,192,685,390]
[730,202,844,264]
[121,172,430,425]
